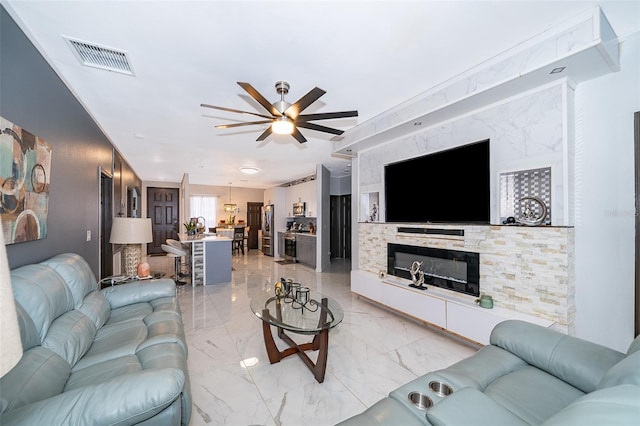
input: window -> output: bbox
[190,195,217,230]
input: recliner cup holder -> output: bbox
[428,381,453,397]
[408,392,433,410]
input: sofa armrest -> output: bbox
[426,387,529,426]
[490,320,624,392]
[1,368,185,426]
[100,279,176,309]
[336,397,426,426]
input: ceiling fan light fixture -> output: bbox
[240,167,260,175]
[272,117,294,135]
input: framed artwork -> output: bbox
[0,116,52,244]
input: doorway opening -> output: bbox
[99,168,113,279]
[147,187,180,255]
[330,195,351,259]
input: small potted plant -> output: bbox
[183,221,196,236]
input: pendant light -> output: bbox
[223,183,237,224]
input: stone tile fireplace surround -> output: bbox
[357,223,574,334]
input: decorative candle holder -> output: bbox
[291,286,319,313]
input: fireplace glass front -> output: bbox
[387,243,480,297]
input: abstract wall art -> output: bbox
[0,116,52,244]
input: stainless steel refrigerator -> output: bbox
[261,204,274,256]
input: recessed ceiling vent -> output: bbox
[64,36,135,76]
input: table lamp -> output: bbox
[1,224,23,377]
[110,217,153,277]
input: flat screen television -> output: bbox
[384,139,490,223]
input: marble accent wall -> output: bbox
[359,81,569,226]
[358,223,575,333]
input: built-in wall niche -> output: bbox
[360,191,379,222]
[500,167,551,225]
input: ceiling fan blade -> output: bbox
[200,103,273,120]
[284,87,326,119]
[291,127,308,143]
[296,110,359,121]
[256,126,273,141]
[215,120,272,129]
[295,121,345,136]
[237,82,282,117]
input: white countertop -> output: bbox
[179,233,231,243]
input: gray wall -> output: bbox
[1,6,140,273]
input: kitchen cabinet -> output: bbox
[285,180,317,217]
[296,234,316,268]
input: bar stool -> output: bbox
[161,243,187,285]
[167,239,190,277]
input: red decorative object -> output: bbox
[137,262,150,278]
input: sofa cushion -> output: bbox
[484,365,584,424]
[426,387,529,426]
[64,355,142,392]
[14,302,40,351]
[40,253,97,308]
[107,302,154,324]
[137,343,192,425]
[336,397,427,426]
[434,345,527,390]
[626,334,640,355]
[72,319,147,371]
[10,264,74,343]
[42,310,97,366]
[101,280,176,309]
[597,350,640,389]
[490,320,624,393]
[0,347,71,412]
[541,384,640,426]
[77,290,111,329]
[2,368,185,426]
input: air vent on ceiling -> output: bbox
[64,36,135,76]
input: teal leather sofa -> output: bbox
[338,320,640,425]
[0,253,191,425]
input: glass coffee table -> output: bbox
[250,286,343,383]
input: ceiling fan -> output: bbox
[201,81,358,143]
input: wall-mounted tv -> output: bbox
[384,139,490,223]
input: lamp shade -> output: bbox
[109,217,153,244]
[1,222,23,377]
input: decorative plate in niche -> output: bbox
[500,167,551,225]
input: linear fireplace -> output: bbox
[387,243,480,297]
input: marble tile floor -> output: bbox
[147,251,479,426]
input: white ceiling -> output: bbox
[3,1,639,189]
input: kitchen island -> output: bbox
[179,234,232,285]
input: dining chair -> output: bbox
[232,227,245,255]
[243,226,250,252]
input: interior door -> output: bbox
[147,187,179,255]
[330,195,351,259]
[100,170,113,278]
[247,202,263,250]
[635,111,639,337]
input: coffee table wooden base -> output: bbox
[261,304,330,383]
